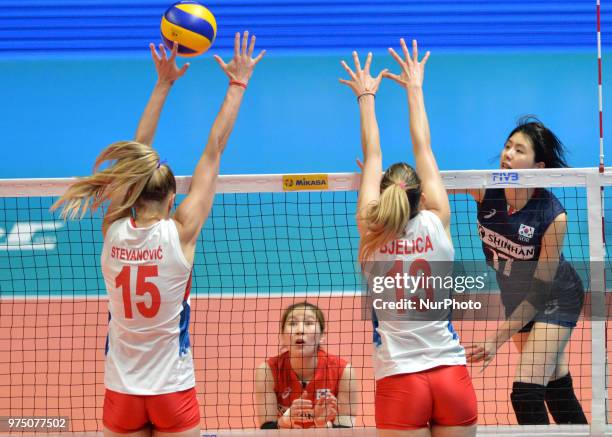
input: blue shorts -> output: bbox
[505,284,584,333]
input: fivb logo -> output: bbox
[0,222,63,250]
[490,172,520,185]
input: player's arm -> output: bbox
[135,42,189,146]
[448,188,484,203]
[255,362,279,427]
[102,43,188,237]
[334,364,359,427]
[339,52,386,237]
[534,212,567,280]
[174,32,265,258]
[385,39,450,230]
[255,362,311,429]
[468,213,567,364]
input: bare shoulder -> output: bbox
[255,361,273,379]
[256,361,271,371]
[340,363,355,379]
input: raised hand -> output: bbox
[213,31,265,85]
[339,51,387,98]
[384,39,430,90]
[149,42,189,85]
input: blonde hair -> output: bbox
[51,141,176,223]
[358,163,421,262]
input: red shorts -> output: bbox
[376,365,478,430]
[103,387,200,433]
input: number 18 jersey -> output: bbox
[101,217,195,395]
[368,210,466,380]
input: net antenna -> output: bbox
[598,0,604,172]
[594,3,609,434]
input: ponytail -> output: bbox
[358,163,421,263]
[51,141,173,223]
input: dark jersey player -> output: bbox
[464,118,587,425]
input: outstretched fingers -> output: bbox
[363,52,372,74]
[248,34,256,57]
[213,54,228,72]
[149,43,160,61]
[403,39,429,66]
[253,49,266,64]
[178,62,190,76]
[169,41,178,62]
[388,47,405,68]
[340,60,357,80]
[159,43,168,61]
[411,39,430,65]
[214,31,265,83]
[352,51,362,72]
[411,39,418,63]
[241,31,249,56]
[233,32,240,58]
[400,38,410,61]
[421,50,431,66]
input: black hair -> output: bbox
[507,116,569,168]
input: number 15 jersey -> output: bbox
[101,217,195,395]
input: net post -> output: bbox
[587,171,606,435]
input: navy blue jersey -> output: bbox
[477,188,582,311]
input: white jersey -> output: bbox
[101,217,195,395]
[367,210,466,380]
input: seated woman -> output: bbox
[255,302,359,429]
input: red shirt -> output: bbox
[267,349,347,427]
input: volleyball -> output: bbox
[160,1,217,57]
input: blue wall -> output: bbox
[1,52,609,178]
[1,0,609,56]
[0,0,610,178]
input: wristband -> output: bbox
[260,421,278,429]
[357,92,375,102]
[230,80,247,89]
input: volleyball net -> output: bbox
[0,168,610,435]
